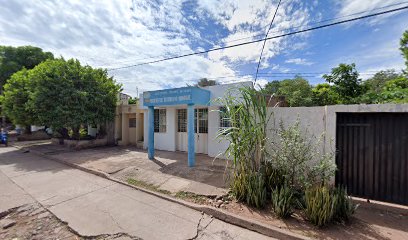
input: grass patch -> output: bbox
[175,191,208,204]
[126,178,171,195]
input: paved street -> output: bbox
[0,146,273,240]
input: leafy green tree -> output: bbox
[195,78,217,87]
[379,77,408,103]
[276,77,314,107]
[0,69,36,133]
[312,83,340,106]
[360,70,403,103]
[26,58,121,138]
[400,30,408,72]
[0,45,53,88]
[323,63,362,104]
[262,80,281,95]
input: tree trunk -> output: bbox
[72,126,80,140]
[25,125,32,134]
[58,128,69,139]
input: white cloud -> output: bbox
[285,58,314,66]
[335,0,406,25]
[0,0,315,96]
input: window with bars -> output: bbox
[219,107,231,129]
[177,109,187,132]
[129,118,136,128]
[197,108,208,133]
[154,109,166,132]
[177,108,208,133]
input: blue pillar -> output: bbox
[148,106,155,160]
[187,104,195,167]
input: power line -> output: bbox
[254,0,282,83]
[107,5,408,71]
[100,1,408,68]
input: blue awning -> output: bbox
[143,87,210,107]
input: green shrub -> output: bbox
[271,185,294,218]
[246,172,267,208]
[231,169,248,202]
[304,186,337,227]
[333,186,357,222]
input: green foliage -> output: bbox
[271,185,294,218]
[323,63,362,104]
[271,121,336,190]
[26,58,121,131]
[333,187,357,222]
[304,186,337,227]
[379,77,408,103]
[400,30,408,72]
[0,45,53,88]
[216,86,272,208]
[246,172,267,208]
[262,80,280,95]
[312,83,340,106]
[360,70,404,103]
[128,97,138,104]
[195,78,218,87]
[263,77,313,107]
[1,69,37,127]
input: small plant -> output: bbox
[126,178,171,195]
[271,185,294,218]
[246,172,267,208]
[333,186,358,222]
[304,186,337,227]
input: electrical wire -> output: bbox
[254,0,282,83]
[107,5,408,71]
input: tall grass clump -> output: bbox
[216,86,273,208]
[333,186,358,222]
[304,186,337,227]
[271,185,294,218]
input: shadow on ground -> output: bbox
[11,141,230,189]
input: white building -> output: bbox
[140,81,252,166]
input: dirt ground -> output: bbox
[179,194,408,240]
[0,203,79,240]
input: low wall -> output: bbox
[268,104,408,164]
[51,138,108,150]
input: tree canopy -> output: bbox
[400,30,408,72]
[2,58,121,137]
[262,77,313,107]
[1,68,36,130]
[312,83,340,106]
[0,45,53,88]
[323,63,362,104]
[195,78,218,87]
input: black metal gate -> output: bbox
[336,113,408,205]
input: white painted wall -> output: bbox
[268,104,408,164]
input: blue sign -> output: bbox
[143,87,210,106]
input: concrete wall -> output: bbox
[268,104,408,164]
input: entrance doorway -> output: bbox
[176,108,208,154]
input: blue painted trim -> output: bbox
[143,87,210,107]
[187,104,195,167]
[148,106,154,160]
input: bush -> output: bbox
[271,185,294,218]
[246,172,267,208]
[333,186,357,222]
[304,186,337,227]
[271,121,336,191]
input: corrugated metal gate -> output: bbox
[336,113,408,205]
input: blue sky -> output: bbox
[1,0,407,96]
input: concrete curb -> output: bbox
[12,144,309,240]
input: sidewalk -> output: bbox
[0,146,273,240]
[12,141,229,198]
